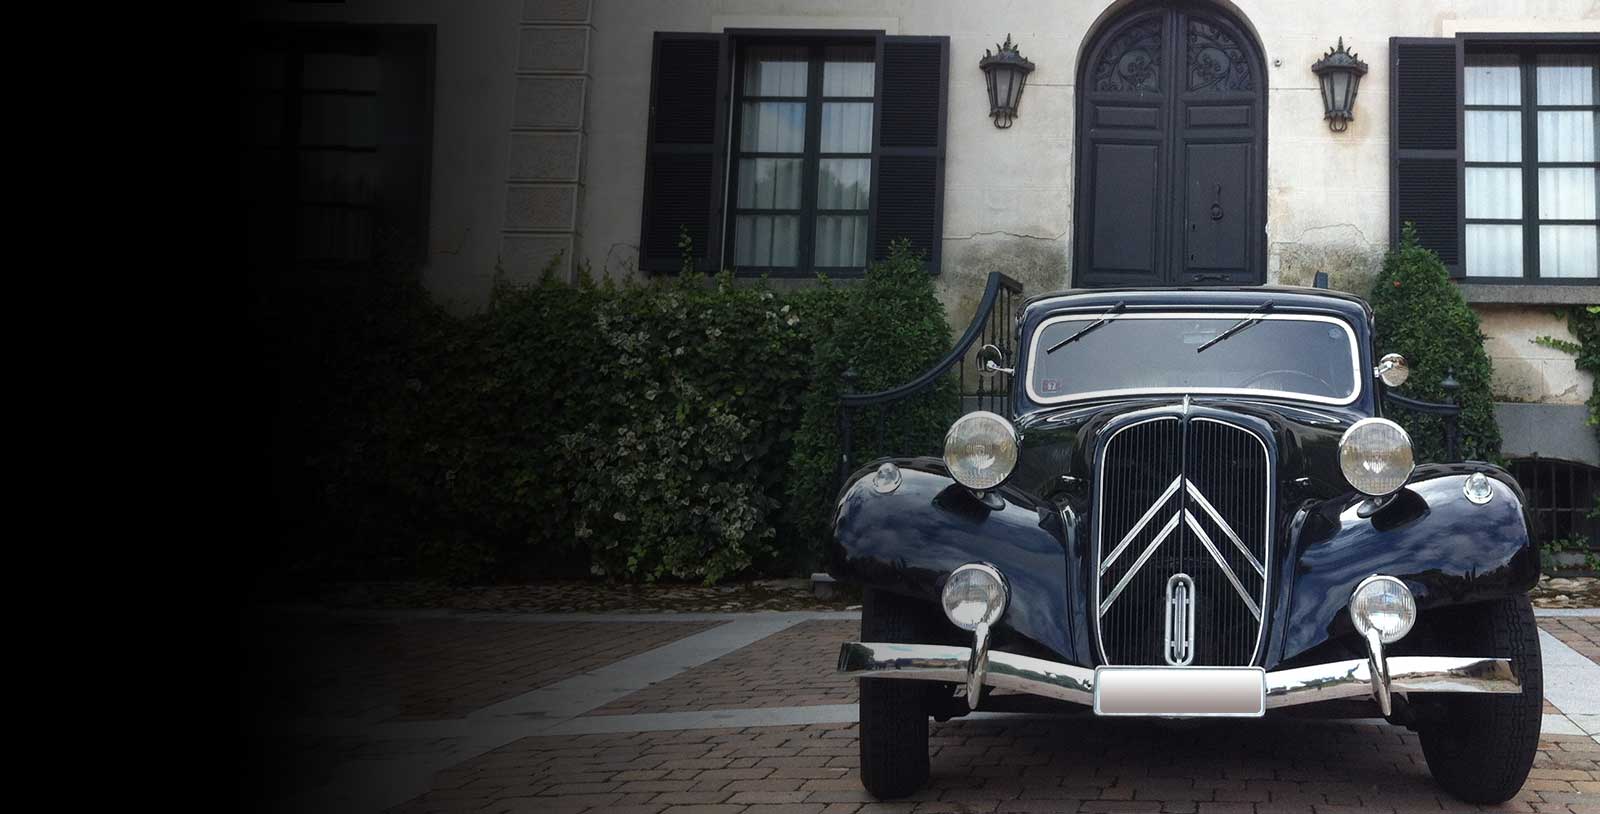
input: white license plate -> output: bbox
[1093,666,1266,717]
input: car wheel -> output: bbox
[858,588,942,798]
[1418,595,1543,804]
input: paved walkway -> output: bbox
[242,608,1600,814]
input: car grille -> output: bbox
[1093,412,1271,666]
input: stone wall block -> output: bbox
[509,132,583,181]
[519,27,589,73]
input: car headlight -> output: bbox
[1339,418,1414,496]
[943,411,1018,491]
[942,564,1008,630]
[1348,575,1416,643]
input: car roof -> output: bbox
[1020,285,1373,325]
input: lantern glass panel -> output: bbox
[1339,71,1355,111]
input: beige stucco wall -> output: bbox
[1480,307,1594,405]
[573,0,1596,327]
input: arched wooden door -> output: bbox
[1073,2,1267,287]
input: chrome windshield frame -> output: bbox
[1023,311,1364,407]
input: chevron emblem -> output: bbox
[1098,477,1263,620]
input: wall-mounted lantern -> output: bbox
[979,34,1035,129]
[1311,37,1368,132]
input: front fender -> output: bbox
[1272,465,1538,666]
[829,458,1085,665]
[833,460,1537,672]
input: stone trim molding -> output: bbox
[503,0,593,282]
[1459,283,1600,306]
[1496,402,1600,467]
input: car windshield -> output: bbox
[1026,311,1361,405]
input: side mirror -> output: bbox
[1375,353,1409,387]
[977,344,1014,378]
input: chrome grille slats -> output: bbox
[1094,416,1182,666]
[1093,410,1272,667]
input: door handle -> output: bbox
[1209,183,1224,221]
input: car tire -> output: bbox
[1418,595,1543,804]
[858,588,940,799]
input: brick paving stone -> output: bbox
[1540,617,1600,664]
[386,718,1600,814]
[590,620,861,715]
[244,617,717,722]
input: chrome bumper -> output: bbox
[837,641,1520,715]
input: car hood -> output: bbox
[1010,396,1365,505]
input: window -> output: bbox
[240,25,433,269]
[730,43,875,275]
[1390,35,1599,288]
[638,32,948,276]
[1464,50,1599,280]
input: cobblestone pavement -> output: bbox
[243,608,1600,814]
[244,616,718,722]
[1542,618,1600,664]
[391,721,1600,814]
[591,620,861,716]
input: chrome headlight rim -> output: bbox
[1338,417,1415,497]
[941,562,1009,631]
[943,410,1019,491]
[1348,573,1417,644]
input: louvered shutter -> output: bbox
[639,33,729,273]
[873,36,949,273]
[1390,38,1463,276]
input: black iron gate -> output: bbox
[836,272,1023,489]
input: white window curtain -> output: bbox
[731,44,876,271]
[1464,55,1523,277]
[1464,53,1598,279]
[1537,55,1598,278]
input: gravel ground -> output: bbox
[1532,576,1600,608]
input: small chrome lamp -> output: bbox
[1311,38,1368,132]
[979,34,1035,128]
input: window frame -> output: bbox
[1458,34,1599,285]
[723,30,882,278]
[241,23,436,270]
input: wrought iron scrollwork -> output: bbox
[1094,18,1163,93]
[1187,19,1253,92]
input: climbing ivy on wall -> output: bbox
[1532,305,1600,444]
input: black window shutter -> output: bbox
[1389,37,1463,276]
[873,36,949,273]
[639,33,729,274]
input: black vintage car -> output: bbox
[832,285,1541,804]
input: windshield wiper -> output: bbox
[1195,301,1274,354]
[1046,301,1125,354]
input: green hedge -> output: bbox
[263,241,954,584]
[1369,224,1501,463]
[783,251,957,565]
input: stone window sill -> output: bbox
[1456,283,1600,306]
